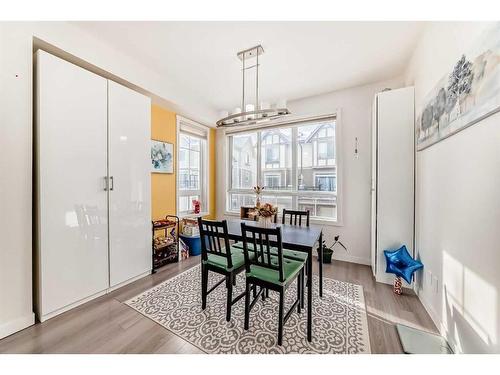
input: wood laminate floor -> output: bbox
[0,257,437,354]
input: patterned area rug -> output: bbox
[125,265,371,354]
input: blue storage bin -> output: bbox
[180,234,202,256]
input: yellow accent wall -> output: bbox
[151,105,177,220]
[151,104,216,220]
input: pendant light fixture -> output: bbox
[216,45,291,128]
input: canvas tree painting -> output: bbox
[417,23,500,150]
[151,140,174,173]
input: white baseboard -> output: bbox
[416,289,441,330]
[0,312,35,339]
[415,288,459,353]
[330,253,371,266]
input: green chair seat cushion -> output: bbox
[203,246,251,271]
[273,248,308,262]
[247,257,304,286]
[233,242,308,262]
[232,242,259,250]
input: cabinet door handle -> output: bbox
[110,176,114,191]
[104,176,109,191]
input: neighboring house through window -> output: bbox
[264,174,281,189]
[226,118,339,221]
[315,174,336,191]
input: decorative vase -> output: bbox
[256,195,261,208]
[258,216,272,227]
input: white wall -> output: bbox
[216,76,405,265]
[405,22,500,354]
[0,24,35,338]
[0,21,211,339]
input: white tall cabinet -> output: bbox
[108,81,152,287]
[35,51,151,321]
[370,87,414,285]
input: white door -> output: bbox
[375,87,415,283]
[370,95,378,276]
[108,81,152,287]
[36,51,109,318]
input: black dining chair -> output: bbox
[282,208,310,227]
[198,217,253,321]
[280,209,310,262]
[240,222,306,346]
[233,209,308,304]
[280,209,310,307]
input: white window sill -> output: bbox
[223,211,343,227]
[177,212,210,220]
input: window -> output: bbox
[297,122,337,192]
[231,133,257,190]
[315,174,336,192]
[227,118,339,222]
[298,195,336,220]
[318,140,334,160]
[261,129,292,191]
[228,193,256,212]
[177,117,208,216]
[179,135,200,190]
[264,174,281,189]
[265,145,279,164]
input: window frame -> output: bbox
[225,112,343,226]
[176,116,209,218]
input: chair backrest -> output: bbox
[282,209,310,227]
[198,218,233,268]
[240,222,285,283]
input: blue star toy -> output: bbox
[384,245,423,285]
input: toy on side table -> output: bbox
[384,245,423,295]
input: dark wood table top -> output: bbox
[225,219,322,252]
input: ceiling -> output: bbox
[73,21,424,124]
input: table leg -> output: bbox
[319,231,323,298]
[307,248,313,342]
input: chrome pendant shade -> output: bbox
[216,45,291,128]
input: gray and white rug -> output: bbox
[125,265,371,354]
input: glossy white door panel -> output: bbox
[370,96,378,276]
[371,87,415,285]
[108,81,152,287]
[36,50,109,318]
